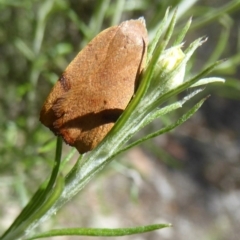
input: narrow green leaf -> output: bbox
[173,17,192,45]
[1,138,62,238]
[203,23,230,68]
[151,59,224,109]
[189,0,240,32]
[68,10,91,40]
[89,0,111,36]
[110,0,125,25]
[161,8,178,48]
[1,176,64,240]
[190,77,225,87]
[14,38,35,61]
[147,7,170,63]
[25,175,64,223]
[33,0,55,54]
[24,137,62,217]
[26,223,171,239]
[38,138,55,153]
[60,148,77,171]
[115,97,207,155]
[185,60,226,87]
[140,88,204,129]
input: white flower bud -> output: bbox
[157,46,185,90]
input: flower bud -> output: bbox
[156,46,185,90]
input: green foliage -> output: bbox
[26,224,172,239]
[0,0,240,239]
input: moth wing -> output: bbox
[52,86,122,153]
[40,25,120,128]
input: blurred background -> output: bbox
[0,0,240,239]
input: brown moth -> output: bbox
[40,18,148,154]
